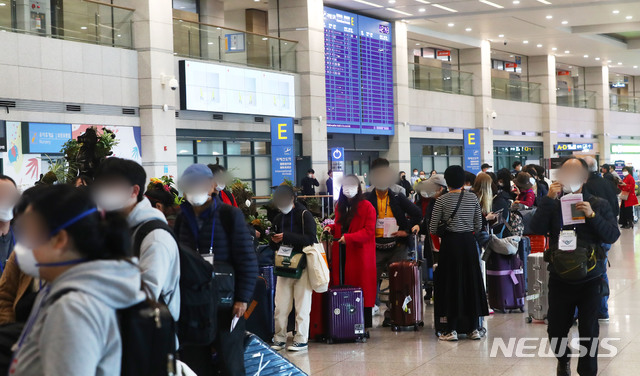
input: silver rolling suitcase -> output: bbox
[526,253,548,323]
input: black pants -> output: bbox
[619,204,634,227]
[547,277,601,376]
[180,309,246,376]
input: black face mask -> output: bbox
[401,175,406,180]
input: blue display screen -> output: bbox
[323,7,394,135]
[27,123,72,154]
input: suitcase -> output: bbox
[308,291,326,342]
[526,252,549,323]
[388,260,424,331]
[526,235,547,254]
[244,332,306,376]
[517,236,531,290]
[244,266,275,343]
[325,241,367,343]
[486,253,526,313]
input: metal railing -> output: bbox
[610,94,640,113]
[408,63,473,96]
[173,18,297,73]
[0,0,134,49]
[556,88,597,109]
[491,77,541,103]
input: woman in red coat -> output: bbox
[325,175,377,328]
[619,166,638,229]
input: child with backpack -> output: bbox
[9,185,175,375]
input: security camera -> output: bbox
[503,41,507,46]
[169,78,179,91]
[491,111,497,119]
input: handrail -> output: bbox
[408,62,474,76]
[84,0,136,11]
[172,17,298,43]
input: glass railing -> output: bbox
[610,94,640,113]
[491,77,541,103]
[0,0,133,49]
[408,63,473,96]
[556,88,597,109]
[173,18,297,73]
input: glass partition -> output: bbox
[408,63,473,96]
[556,88,597,109]
[610,94,640,113]
[491,77,541,103]
[173,18,297,73]
[0,0,134,49]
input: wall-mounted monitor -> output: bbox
[22,122,72,154]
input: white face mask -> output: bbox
[419,175,426,179]
[14,242,39,279]
[186,192,210,207]
[529,177,536,186]
[562,182,583,194]
[94,189,136,212]
[279,203,294,214]
[215,184,226,192]
[0,205,13,222]
[413,172,418,176]
[343,186,358,198]
[307,174,313,178]
[623,171,629,177]
[464,185,472,191]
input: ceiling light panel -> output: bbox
[479,0,504,8]
[353,0,383,8]
[386,7,413,15]
[432,3,458,12]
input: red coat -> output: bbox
[620,174,638,207]
[328,199,377,307]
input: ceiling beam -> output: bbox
[571,22,640,34]
[407,24,484,48]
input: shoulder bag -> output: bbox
[274,210,310,279]
[436,191,464,237]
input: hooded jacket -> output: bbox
[11,260,146,376]
[128,198,181,321]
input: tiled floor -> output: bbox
[283,228,640,375]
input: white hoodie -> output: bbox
[11,260,146,375]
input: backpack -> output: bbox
[133,220,217,346]
[52,287,177,376]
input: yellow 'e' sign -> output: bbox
[278,123,288,140]
[467,132,476,145]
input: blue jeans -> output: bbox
[600,245,611,316]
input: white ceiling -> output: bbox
[323,0,640,75]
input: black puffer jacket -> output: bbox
[270,203,317,253]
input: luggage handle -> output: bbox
[334,238,346,286]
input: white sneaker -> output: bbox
[467,329,482,340]
[372,305,381,316]
[287,342,308,352]
[439,331,458,341]
[270,341,286,351]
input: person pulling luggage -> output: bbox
[530,157,620,376]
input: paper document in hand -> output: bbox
[231,316,239,332]
[560,193,585,225]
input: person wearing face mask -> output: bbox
[0,175,18,273]
[365,158,422,326]
[208,163,238,208]
[175,164,257,375]
[324,175,377,327]
[513,172,536,208]
[410,169,420,185]
[464,171,476,191]
[269,185,317,352]
[92,158,181,324]
[300,169,319,196]
[397,171,413,198]
[618,166,638,229]
[145,180,180,229]
[530,157,620,376]
[512,161,523,175]
[9,185,147,376]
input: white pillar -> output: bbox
[585,66,611,162]
[529,55,558,158]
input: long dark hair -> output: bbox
[29,185,131,260]
[337,175,364,230]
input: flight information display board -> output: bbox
[323,7,394,135]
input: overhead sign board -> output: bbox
[463,129,481,175]
[270,118,295,187]
[554,143,593,152]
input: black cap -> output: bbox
[481,163,492,169]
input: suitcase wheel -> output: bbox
[391,325,400,332]
[365,331,370,339]
[413,324,419,331]
[326,338,334,344]
[357,336,367,343]
[520,307,525,313]
[525,316,533,324]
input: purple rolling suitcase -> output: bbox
[486,252,526,313]
[325,242,367,343]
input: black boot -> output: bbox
[557,359,570,376]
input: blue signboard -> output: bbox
[271,118,295,187]
[26,122,72,154]
[554,143,593,152]
[615,160,625,178]
[331,147,345,200]
[463,129,481,175]
[323,7,394,135]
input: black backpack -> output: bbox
[133,220,217,346]
[52,287,177,376]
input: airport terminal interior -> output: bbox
[2,0,640,375]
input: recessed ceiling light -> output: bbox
[618,62,623,65]
[634,65,638,68]
[432,4,458,12]
[546,15,553,19]
[386,7,413,15]
[561,20,568,25]
[523,40,529,44]
[448,23,455,27]
[80,26,87,30]
[569,66,572,68]
[389,0,396,3]
[208,42,213,45]
[564,50,570,53]
[607,60,612,62]
[612,10,620,14]
[353,0,383,8]
[419,8,426,12]
[0,3,6,6]
[551,47,557,51]
[498,34,505,37]
[254,0,260,2]
[416,0,431,4]
[465,27,472,31]
[537,0,551,4]
[416,43,421,45]
[595,57,600,60]
[583,55,589,58]
[626,16,633,20]
[479,0,504,8]
[512,0,520,3]
[510,55,514,57]
[537,44,543,47]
